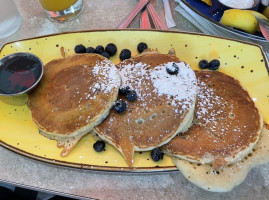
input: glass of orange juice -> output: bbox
[39,0,84,22]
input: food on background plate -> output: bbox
[28,54,121,156]
[218,0,255,9]
[220,9,261,34]
[219,3,269,34]
[93,52,198,167]
[163,70,263,168]
[263,6,269,19]
[200,0,212,6]
[198,0,269,36]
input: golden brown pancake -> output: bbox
[173,125,269,192]
[163,70,263,168]
[93,53,197,166]
[28,54,121,156]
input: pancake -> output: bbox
[93,53,197,166]
[173,125,269,192]
[28,54,121,156]
[163,70,263,169]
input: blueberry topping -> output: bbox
[93,141,105,152]
[137,42,148,53]
[209,59,220,70]
[119,86,130,95]
[101,52,110,59]
[95,45,105,54]
[86,47,95,53]
[119,49,131,61]
[126,90,137,101]
[151,148,164,162]
[166,63,179,75]
[74,44,86,53]
[113,99,127,113]
[105,43,117,56]
[198,59,209,69]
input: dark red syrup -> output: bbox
[0,54,42,94]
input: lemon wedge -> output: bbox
[262,6,269,19]
[246,10,268,20]
[220,9,258,34]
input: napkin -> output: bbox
[175,0,269,58]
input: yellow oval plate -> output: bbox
[0,30,268,172]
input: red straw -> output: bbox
[147,2,167,30]
[117,0,150,29]
[140,8,151,29]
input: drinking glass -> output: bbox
[0,0,22,39]
[39,0,84,22]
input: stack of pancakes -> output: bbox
[28,51,266,192]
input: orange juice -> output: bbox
[39,0,78,11]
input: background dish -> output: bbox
[180,0,267,42]
[0,30,268,172]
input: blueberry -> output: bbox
[137,42,148,53]
[166,63,179,75]
[86,47,95,53]
[93,141,105,152]
[101,52,110,59]
[105,43,117,56]
[95,45,105,54]
[119,49,131,61]
[126,90,137,101]
[74,44,86,53]
[209,59,220,70]
[199,59,209,69]
[151,148,164,162]
[113,99,127,113]
[119,86,130,95]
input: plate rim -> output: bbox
[1,29,268,74]
[0,29,268,172]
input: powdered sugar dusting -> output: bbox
[92,60,121,94]
[118,61,197,115]
[151,62,197,105]
[196,79,225,129]
[85,60,121,101]
[119,62,148,97]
